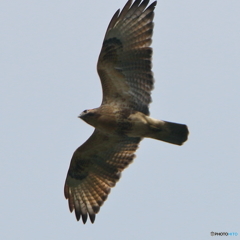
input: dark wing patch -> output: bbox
[97,0,157,115]
[64,130,141,223]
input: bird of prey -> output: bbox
[64,0,189,224]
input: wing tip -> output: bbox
[148,0,157,9]
[89,214,96,223]
[106,0,157,33]
[106,9,120,32]
[75,211,96,224]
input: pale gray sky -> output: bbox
[0,0,239,239]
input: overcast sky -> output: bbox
[1,0,239,239]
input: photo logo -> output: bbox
[210,232,238,236]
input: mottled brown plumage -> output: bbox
[64,0,189,224]
[97,0,155,115]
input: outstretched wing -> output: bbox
[64,130,141,223]
[97,0,157,115]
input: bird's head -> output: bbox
[78,109,99,126]
[78,109,95,119]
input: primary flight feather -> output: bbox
[64,0,189,224]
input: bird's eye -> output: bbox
[83,110,88,113]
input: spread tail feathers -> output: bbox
[148,120,189,145]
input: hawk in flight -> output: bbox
[64,0,189,224]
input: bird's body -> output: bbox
[80,107,187,144]
[64,0,189,224]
